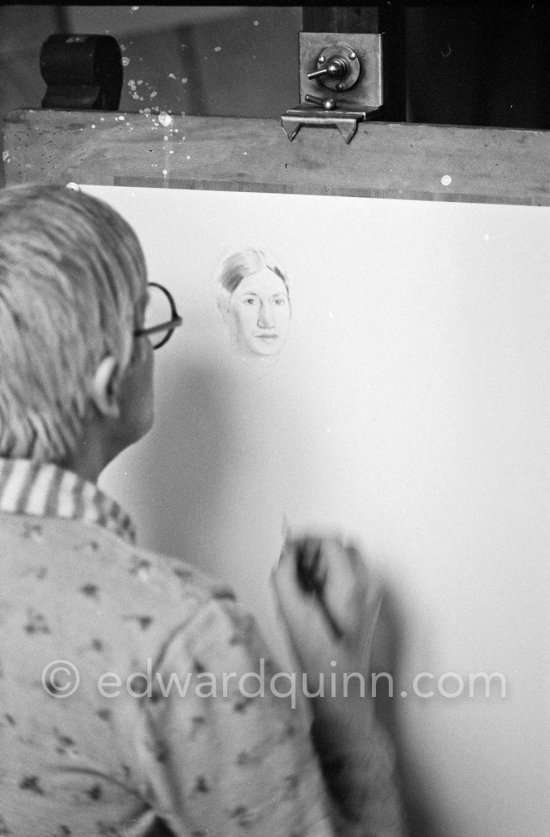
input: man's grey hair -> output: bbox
[0,183,147,462]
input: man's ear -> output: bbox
[91,356,120,419]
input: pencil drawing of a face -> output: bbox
[215,248,291,360]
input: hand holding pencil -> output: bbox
[271,532,384,699]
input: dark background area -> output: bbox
[1,4,550,128]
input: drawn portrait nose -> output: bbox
[258,304,274,328]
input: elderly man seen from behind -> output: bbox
[0,184,406,837]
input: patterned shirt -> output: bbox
[0,458,335,837]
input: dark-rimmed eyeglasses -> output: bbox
[134,282,183,349]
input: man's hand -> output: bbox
[271,535,407,835]
[271,533,383,697]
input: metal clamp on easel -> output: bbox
[282,33,383,144]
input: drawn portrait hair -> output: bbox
[0,183,147,462]
[214,246,290,316]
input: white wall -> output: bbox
[86,185,550,837]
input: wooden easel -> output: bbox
[3,108,550,206]
[1,22,550,837]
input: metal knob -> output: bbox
[304,94,338,110]
[306,44,361,93]
[307,57,348,80]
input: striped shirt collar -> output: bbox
[0,458,136,544]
